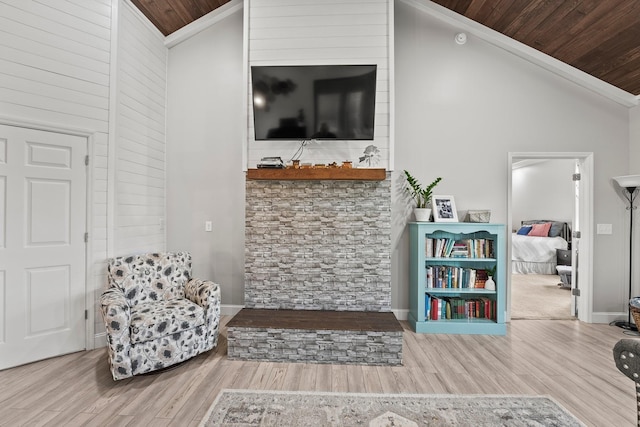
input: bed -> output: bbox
[512,220,571,275]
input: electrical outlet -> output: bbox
[205,221,212,232]
[596,223,612,234]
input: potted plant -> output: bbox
[403,170,442,222]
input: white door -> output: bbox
[0,125,87,370]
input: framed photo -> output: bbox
[432,195,459,222]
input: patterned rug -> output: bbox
[200,389,584,426]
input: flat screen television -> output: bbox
[251,65,377,140]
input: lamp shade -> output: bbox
[613,175,640,189]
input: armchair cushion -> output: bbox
[108,252,192,306]
[129,299,205,344]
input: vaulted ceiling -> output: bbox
[130,0,640,96]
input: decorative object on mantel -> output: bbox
[403,170,442,222]
[257,156,284,169]
[467,209,491,223]
[359,144,380,167]
[432,195,459,222]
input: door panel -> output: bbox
[0,124,86,370]
[27,265,70,335]
[27,179,71,245]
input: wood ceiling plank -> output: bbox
[599,46,640,94]
[130,0,185,36]
[551,1,640,64]
[430,0,474,15]
[517,1,585,50]
[503,1,565,41]
[464,0,490,17]
[574,24,640,75]
[469,0,512,25]
[488,0,533,34]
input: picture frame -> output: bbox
[431,195,458,222]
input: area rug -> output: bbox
[200,389,584,426]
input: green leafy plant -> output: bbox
[487,265,496,277]
[403,170,442,208]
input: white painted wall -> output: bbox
[166,10,246,311]
[392,1,630,319]
[164,0,636,321]
[631,106,640,171]
[626,105,640,316]
[113,1,167,256]
[512,160,575,232]
[245,0,393,169]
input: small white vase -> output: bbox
[485,275,496,291]
[414,208,432,222]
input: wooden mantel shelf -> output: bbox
[247,168,387,181]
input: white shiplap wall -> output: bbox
[246,0,393,169]
[0,0,168,347]
[113,1,167,256]
[0,0,111,131]
[0,0,112,348]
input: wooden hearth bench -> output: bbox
[226,309,404,366]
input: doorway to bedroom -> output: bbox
[507,153,593,322]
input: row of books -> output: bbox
[426,266,490,289]
[425,294,497,321]
[426,237,494,258]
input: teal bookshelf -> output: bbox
[408,222,506,335]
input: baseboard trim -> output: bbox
[392,309,408,321]
[94,332,107,349]
[592,311,630,325]
[222,304,244,316]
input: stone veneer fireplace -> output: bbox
[244,176,391,311]
[226,170,403,366]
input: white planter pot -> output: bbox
[414,208,432,222]
[485,276,496,291]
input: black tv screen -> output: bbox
[251,65,377,140]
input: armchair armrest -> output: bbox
[185,278,221,351]
[185,278,220,310]
[100,288,133,380]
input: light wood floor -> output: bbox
[0,317,636,426]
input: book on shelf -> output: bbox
[425,237,495,258]
[425,293,497,321]
[475,269,488,289]
[425,266,493,289]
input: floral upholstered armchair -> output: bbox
[100,252,220,380]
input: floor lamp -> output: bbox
[612,175,640,331]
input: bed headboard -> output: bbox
[521,220,572,248]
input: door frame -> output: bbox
[507,152,594,323]
[0,116,96,350]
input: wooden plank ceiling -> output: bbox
[131,0,640,96]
